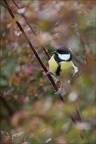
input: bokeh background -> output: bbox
[0,0,96,143]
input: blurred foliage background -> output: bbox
[0,0,96,144]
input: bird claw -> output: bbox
[53,77,59,84]
[46,71,59,83]
[55,88,62,95]
[46,71,52,76]
[55,88,67,96]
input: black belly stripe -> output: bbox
[55,64,61,76]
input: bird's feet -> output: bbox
[55,88,62,95]
[55,87,67,96]
[51,75,60,84]
[46,71,59,84]
[46,70,52,76]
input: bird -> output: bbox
[47,46,78,95]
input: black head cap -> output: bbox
[54,46,72,62]
[56,46,71,55]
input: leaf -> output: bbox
[0,77,8,87]
[1,60,16,78]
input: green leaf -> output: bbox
[1,60,16,78]
[0,77,8,87]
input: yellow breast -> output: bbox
[48,55,58,76]
[59,61,74,78]
[48,55,74,78]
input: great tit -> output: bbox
[48,46,78,94]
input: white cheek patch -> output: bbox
[58,53,70,61]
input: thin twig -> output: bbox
[75,29,88,64]
[22,15,51,60]
[0,112,10,121]
[13,0,19,8]
[76,108,82,122]
[12,0,50,60]
[0,94,15,116]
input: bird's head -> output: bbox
[53,46,72,61]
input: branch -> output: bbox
[0,93,15,116]
[0,112,10,121]
[12,0,50,60]
[75,28,88,64]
